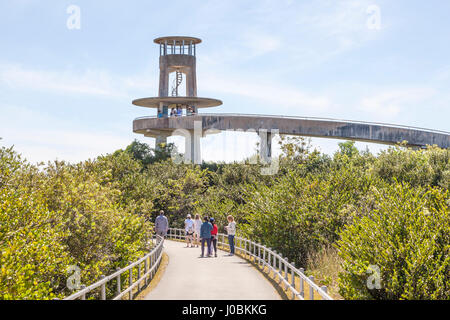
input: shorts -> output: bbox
[185,231,194,236]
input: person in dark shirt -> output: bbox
[199,216,213,258]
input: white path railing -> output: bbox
[167,228,333,300]
[64,235,164,300]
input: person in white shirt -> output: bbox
[225,215,236,256]
[184,214,195,247]
[193,214,202,247]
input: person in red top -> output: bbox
[210,218,218,257]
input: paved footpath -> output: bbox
[144,240,281,300]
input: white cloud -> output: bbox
[200,71,332,112]
[1,128,130,164]
[241,31,282,57]
[0,103,130,163]
[359,87,436,119]
[0,63,157,98]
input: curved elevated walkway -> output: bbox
[133,113,450,149]
[144,240,281,300]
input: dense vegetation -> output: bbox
[1,137,448,300]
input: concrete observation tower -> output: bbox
[132,36,222,163]
[132,36,450,164]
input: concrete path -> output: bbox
[144,240,281,300]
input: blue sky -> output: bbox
[1,0,449,163]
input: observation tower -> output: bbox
[132,36,450,165]
[132,36,222,163]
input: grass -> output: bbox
[306,246,343,299]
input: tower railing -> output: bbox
[159,42,196,56]
[64,235,164,300]
[166,228,333,300]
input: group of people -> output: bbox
[169,105,196,117]
[170,106,183,117]
[154,210,236,258]
[184,214,236,258]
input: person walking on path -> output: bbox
[185,214,195,248]
[155,210,169,237]
[200,216,213,258]
[210,218,218,257]
[225,215,236,256]
[193,214,202,247]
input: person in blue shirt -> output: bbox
[199,216,213,258]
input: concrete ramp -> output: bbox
[144,240,281,300]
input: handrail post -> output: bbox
[241,239,250,259]
[80,285,86,300]
[263,246,266,268]
[151,252,154,278]
[272,251,277,279]
[100,275,106,300]
[138,263,141,292]
[320,286,328,299]
[278,254,282,284]
[153,251,156,277]
[290,263,295,300]
[144,258,148,285]
[129,266,133,300]
[246,239,249,257]
[309,276,314,300]
[300,268,304,298]
[116,267,121,296]
[284,259,288,289]
[258,245,261,266]
[268,250,272,275]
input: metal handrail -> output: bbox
[64,235,164,300]
[167,228,333,300]
[133,113,450,135]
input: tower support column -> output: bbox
[258,129,273,164]
[184,121,202,164]
[155,132,170,151]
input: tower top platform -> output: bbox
[154,36,202,46]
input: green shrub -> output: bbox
[0,146,154,299]
[373,145,450,189]
[337,183,449,300]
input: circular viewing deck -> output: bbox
[132,97,223,109]
[153,36,202,45]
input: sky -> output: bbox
[0,0,449,163]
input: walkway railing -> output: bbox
[64,235,164,300]
[167,228,333,300]
[134,113,450,135]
